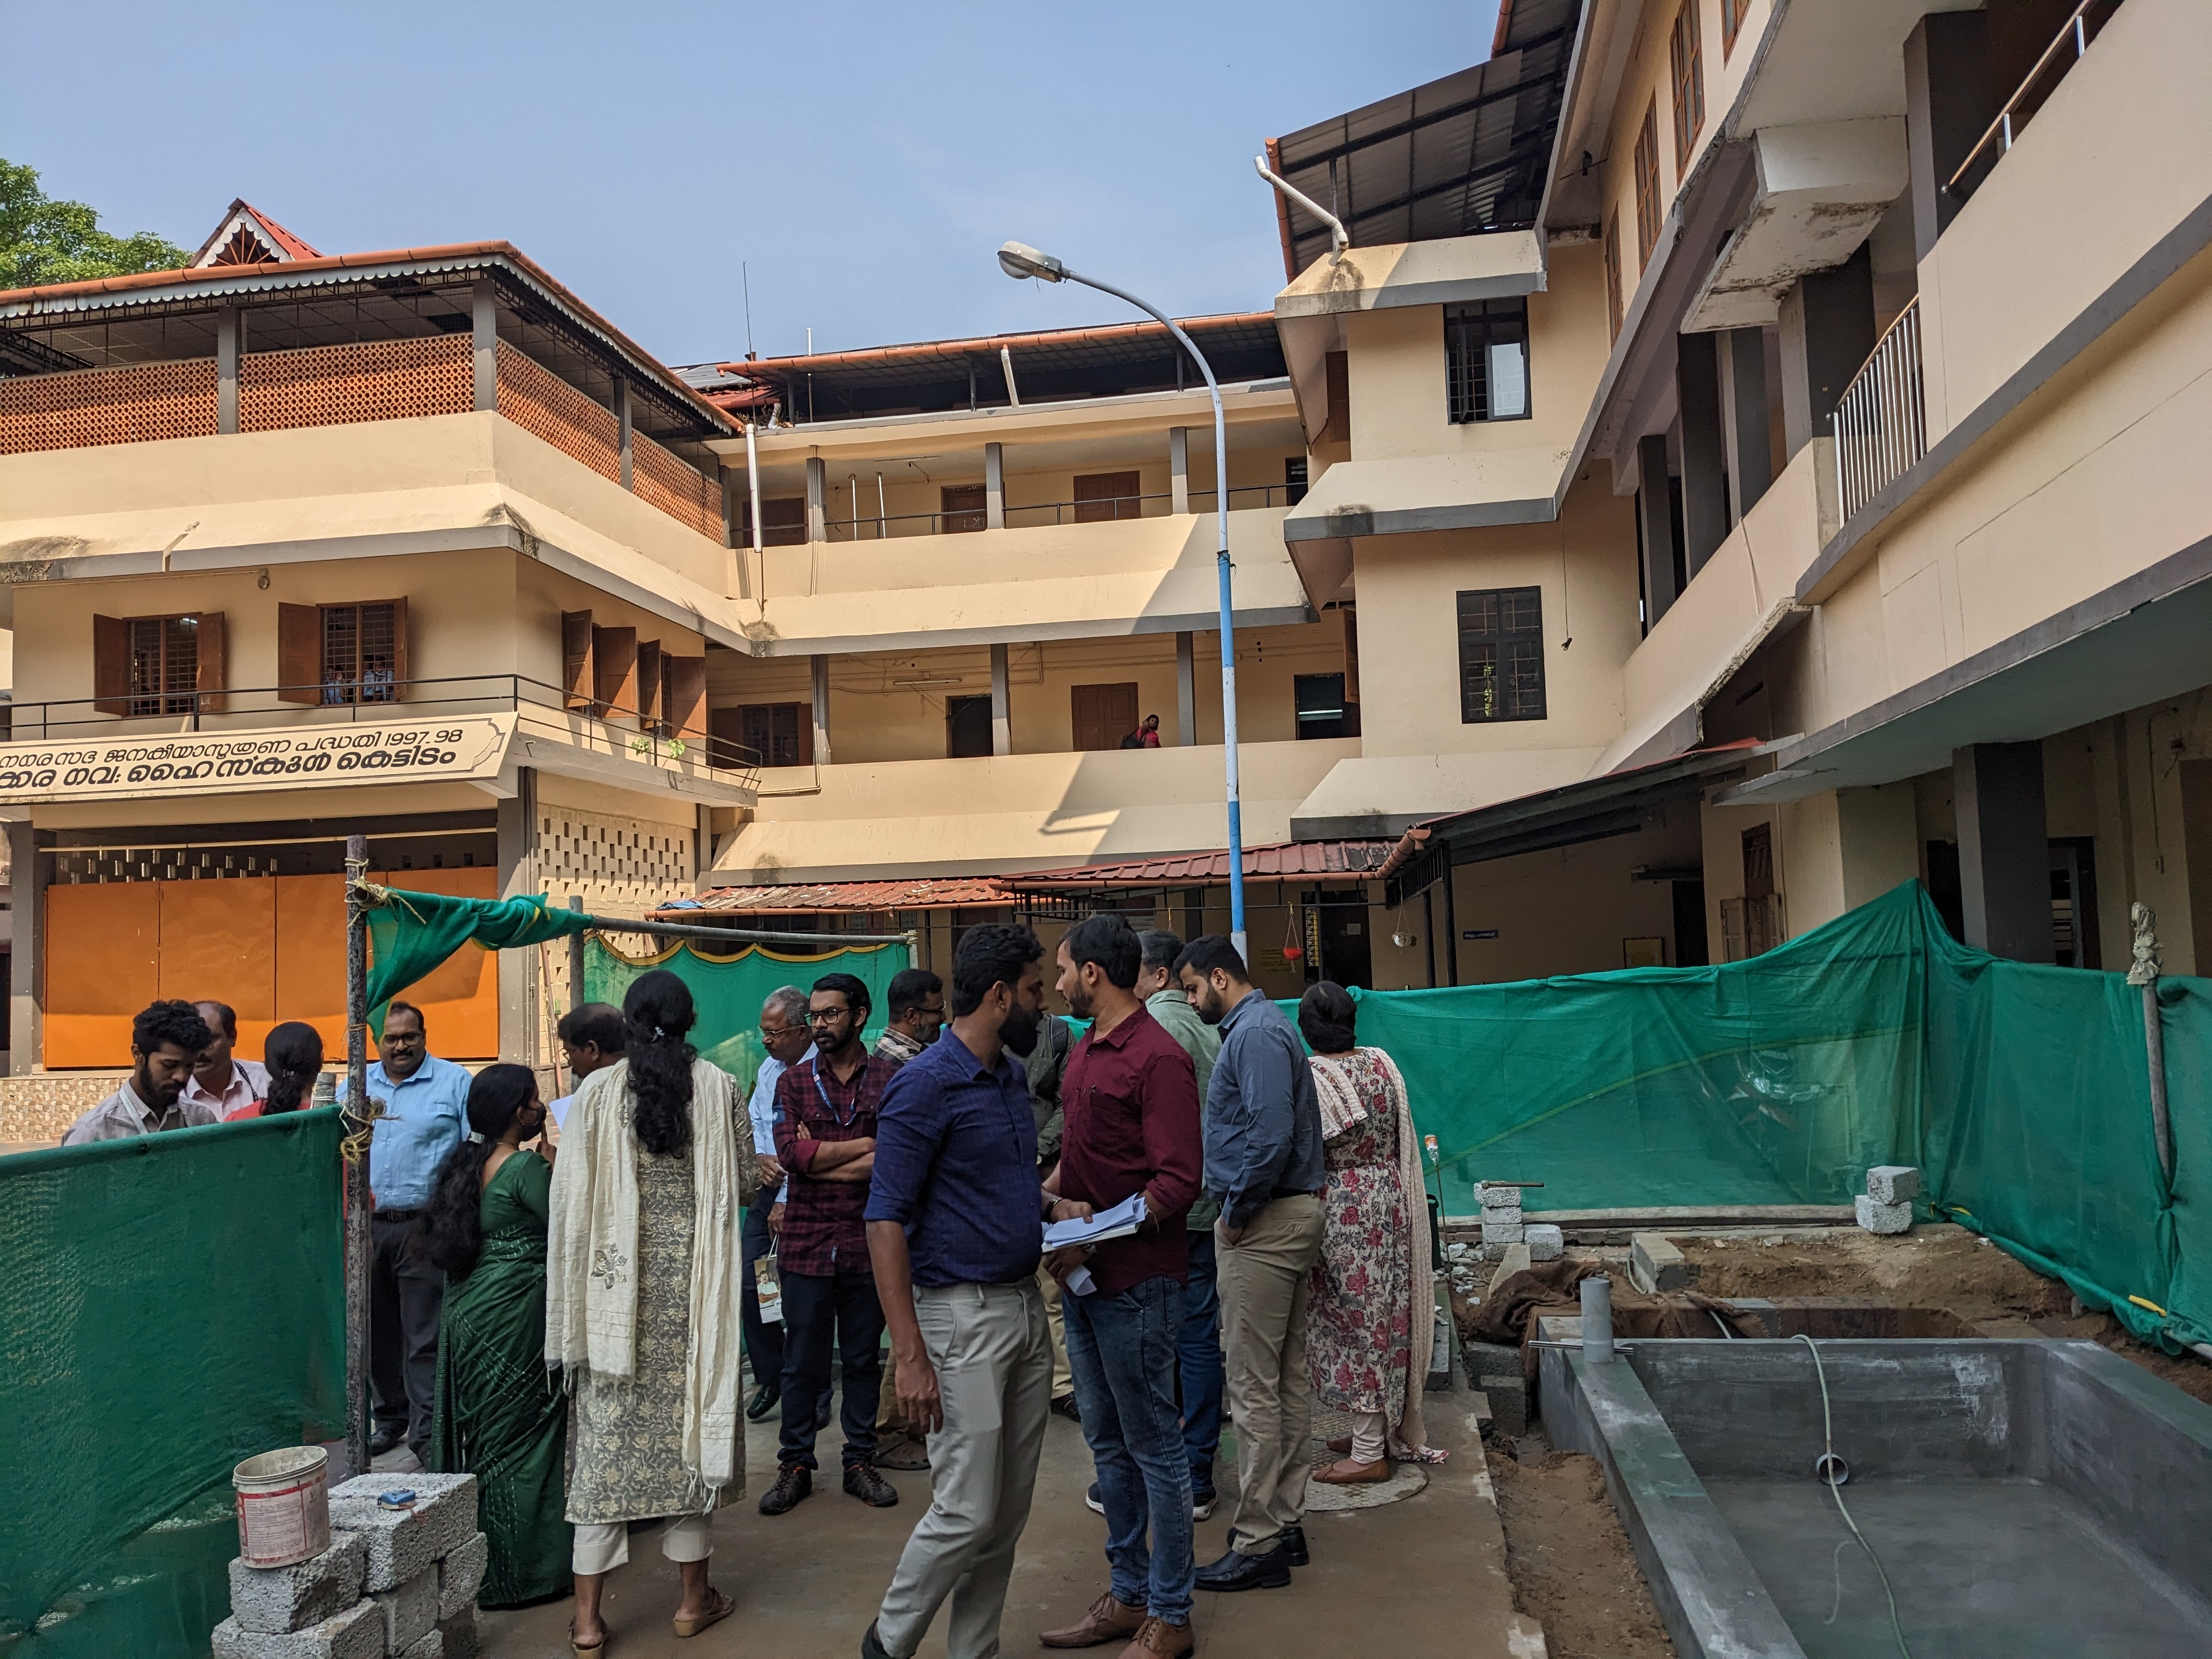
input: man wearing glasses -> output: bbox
[745,986,813,1423]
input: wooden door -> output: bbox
[1073,470,1143,523]
[1071,681,1139,751]
[941,485,987,534]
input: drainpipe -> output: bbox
[743,417,766,613]
[1252,156,1348,258]
[2129,902,2172,1182]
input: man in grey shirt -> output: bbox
[1173,936,1324,1592]
[61,1001,219,1144]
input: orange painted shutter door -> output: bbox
[275,873,351,1059]
[157,879,277,1058]
[46,884,161,1067]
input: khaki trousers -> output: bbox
[875,1279,1053,1659]
[1216,1194,1324,1555]
[1037,1263,1075,1400]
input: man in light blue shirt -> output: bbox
[746,986,812,1422]
[358,1000,472,1462]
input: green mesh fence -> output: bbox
[582,934,910,1084]
[1367,881,2207,1351]
[0,1109,346,1657]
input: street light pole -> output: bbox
[997,242,1247,957]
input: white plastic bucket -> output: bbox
[233,1446,331,1568]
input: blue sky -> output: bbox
[3,1,1499,366]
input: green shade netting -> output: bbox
[583,934,908,1081]
[364,887,591,1017]
[0,1110,346,1656]
[1369,881,2206,1351]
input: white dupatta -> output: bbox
[545,1055,749,1502]
[1309,1047,1438,1462]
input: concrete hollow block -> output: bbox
[1525,1224,1564,1262]
[372,1563,438,1655]
[1481,1220,1526,1245]
[1478,1183,1525,1213]
[329,1474,478,1592]
[1855,1194,1913,1235]
[1630,1233,1690,1294]
[437,1532,487,1620]
[227,1531,368,1634]
[1865,1165,1922,1205]
[211,1600,383,1659]
[435,1608,479,1659]
[397,1631,444,1659]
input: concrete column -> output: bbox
[1721,329,1774,522]
[1675,333,1728,578]
[1637,433,1682,625]
[1904,10,1995,261]
[471,276,498,411]
[217,308,241,435]
[615,377,634,491]
[1176,630,1197,747]
[984,442,1006,530]
[989,642,1011,757]
[805,457,827,543]
[1170,427,1190,514]
[695,802,717,888]
[810,654,833,765]
[1954,742,2051,961]
[1778,246,1876,457]
[496,767,540,1063]
[9,820,41,1074]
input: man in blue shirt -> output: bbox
[360,1000,472,1463]
[861,925,1067,1659]
[1175,936,1325,1593]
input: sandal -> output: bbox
[570,1621,606,1656]
[674,1587,736,1639]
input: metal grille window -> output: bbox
[1457,587,1545,723]
[128,617,199,716]
[1445,300,1531,424]
[321,602,399,704]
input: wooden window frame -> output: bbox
[728,702,811,769]
[1670,1,1706,180]
[1318,351,1351,446]
[1603,212,1625,341]
[1633,99,1663,269]
[1720,0,1746,58]
[1073,470,1143,524]
[277,600,405,707]
[1456,586,1547,724]
[94,611,225,718]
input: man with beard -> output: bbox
[1038,915,1202,1659]
[764,973,901,1513]
[62,1000,219,1143]
[860,925,1060,1659]
[1176,935,1324,1593]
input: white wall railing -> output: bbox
[1833,296,1927,523]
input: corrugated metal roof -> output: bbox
[1009,841,1391,889]
[661,878,1022,916]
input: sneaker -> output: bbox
[759,1463,812,1515]
[844,1462,900,1508]
[1085,1481,1105,1515]
[1191,1486,1217,1521]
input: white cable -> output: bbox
[1794,1335,1914,1659]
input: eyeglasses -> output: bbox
[758,1025,803,1040]
[805,1009,850,1025]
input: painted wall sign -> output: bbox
[0,714,515,803]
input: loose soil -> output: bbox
[1487,1443,1675,1659]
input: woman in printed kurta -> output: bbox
[1298,981,1442,1483]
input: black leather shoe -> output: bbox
[1229,1524,1308,1566]
[369,1425,405,1457]
[1050,1393,1082,1423]
[746,1384,781,1423]
[861,1619,902,1659]
[844,1462,900,1508]
[759,1462,812,1515]
[1194,1544,1291,1592]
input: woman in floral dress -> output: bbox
[1298,981,1441,1483]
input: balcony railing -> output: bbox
[819,483,1300,543]
[1944,0,2123,206]
[0,334,726,541]
[1833,296,1927,522]
[0,675,761,789]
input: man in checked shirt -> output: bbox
[762,972,902,1514]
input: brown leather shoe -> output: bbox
[1325,1435,1352,1455]
[1117,1617,1194,1658]
[1313,1456,1392,1484]
[1039,1592,1146,1649]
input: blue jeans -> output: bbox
[1062,1274,1195,1625]
[1178,1231,1225,1491]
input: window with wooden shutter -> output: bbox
[1603,212,1624,341]
[726,702,809,768]
[635,639,663,731]
[940,485,987,534]
[1073,471,1143,523]
[1720,0,1746,55]
[93,613,129,716]
[562,611,595,709]
[666,656,708,745]
[1634,100,1663,268]
[592,625,638,721]
[1670,1,1705,178]
[278,604,320,704]
[1319,351,1350,445]
[194,611,227,713]
[317,600,406,704]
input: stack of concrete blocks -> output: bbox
[1629,1233,1690,1294]
[1857,1165,1921,1235]
[1478,1183,1523,1259]
[213,1473,484,1659]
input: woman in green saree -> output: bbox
[421,1064,572,1607]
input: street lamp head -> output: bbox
[997,240,1065,283]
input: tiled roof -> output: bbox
[1007,840,1391,888]
[659,878,1023,916]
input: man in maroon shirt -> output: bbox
[763,972,902,1515]
[1039,915,1203,1659]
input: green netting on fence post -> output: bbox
[0,1109,346,1657]
[583,934,909,1084]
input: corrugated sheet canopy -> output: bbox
[1009,840,1390,889]
[1266,0,1583,278]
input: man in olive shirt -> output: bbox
[1136,930,1224,1517]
